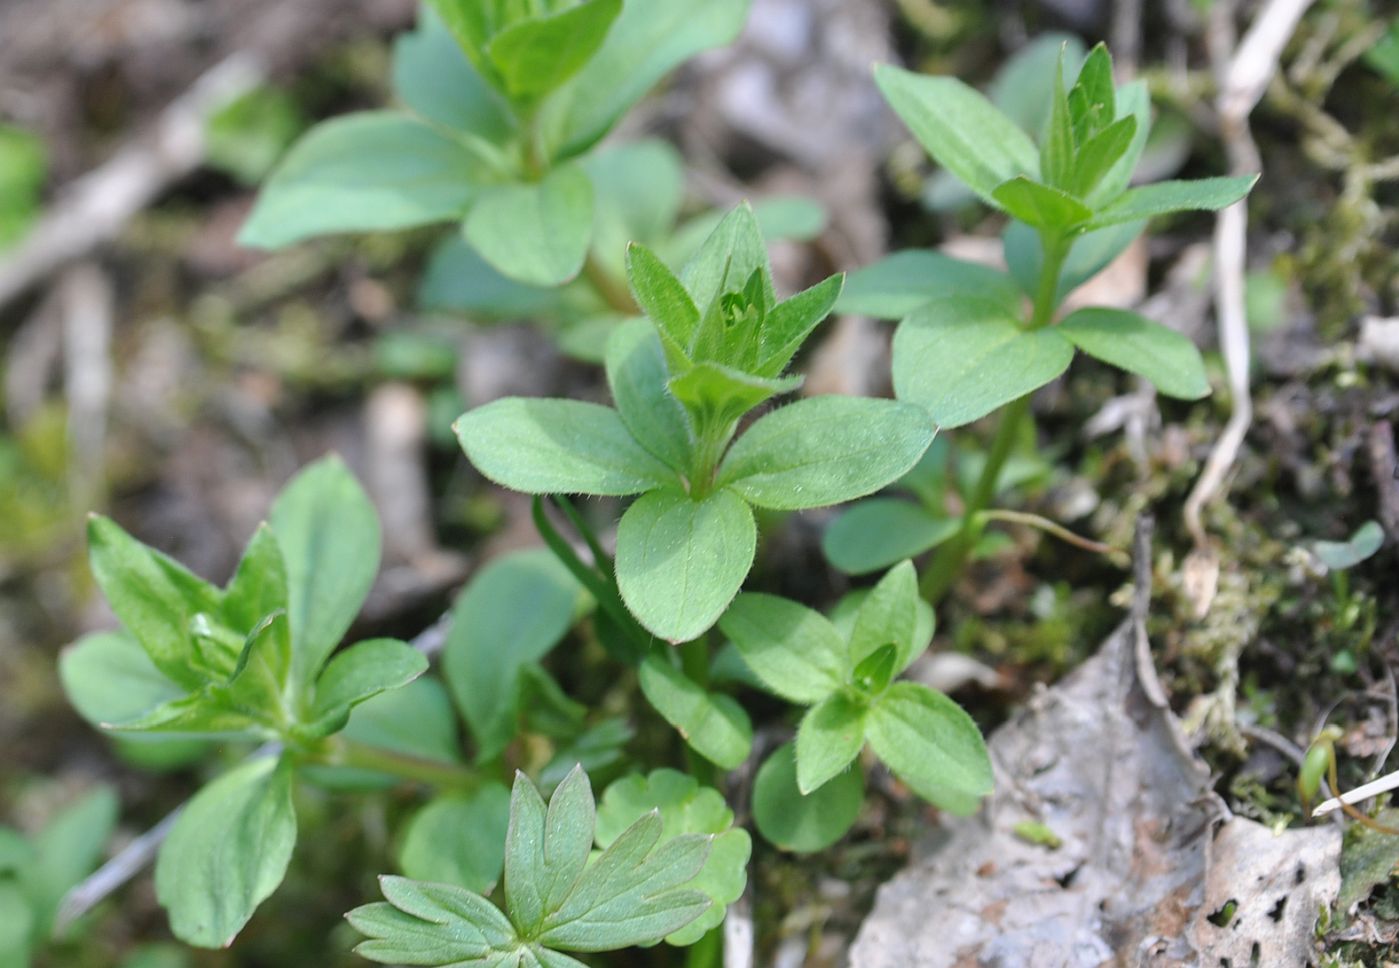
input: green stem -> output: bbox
[315,738,483,791]
[919,230,1071,603]
[684,925,724,968]
[678,636,716,787]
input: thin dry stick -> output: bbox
[1182,0,1316,551]
[53,612,455,933]
[0,53,263,310]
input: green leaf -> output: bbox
[542,0,751,158]
[506,766,596,935]
[795,694,867,794]
[0,882,33,968]
[835,250,1022,319]
[0,124,47,249]
[60,632,186,728]
[26,787,118,933]
[463,163,594,287]
[488,0,622,101]
[329,677,463,787]
[988,33,1086,133]
[418,235,569,318]
[755,274,844,376]
[1085,174,1258,229]
[822,500,959,576]
[893,296,1074,428]
[239,112,483,248]
[348,876,519,965]
[606,320,693,473]
[718,594,847,703]
[666,363,798,437]
[874,65,1038,205]
[1039,53,1075,191]
[584,140,686,275]
[398,784,512,893]
[86,515,224,690]
[1003,218,1145,303]
[848,560,919,671]
[155,757,297,948]
[718,396,934,510]
[442,549,581,760]
[456,397,676,496]
[1058,307,1210,399]
[616,488,756,643]
[991,176,1092,230]
[595,770,751,945]
[222,526,289,641]
[866,682,992,815]
[1087,79,1151,206]
[625,243,701,371]
[393,6,513,139]
[305,639,427,736]
[1312,521,1385,571]
[1070,116,1137,198]
[638,654,753,770]
[679,204,773,332]
[752,742,864,853]
[269,456,381,690]
[851,644,899,695]
[1069,44,1116,144]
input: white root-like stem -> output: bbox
[1312,769,1399,818]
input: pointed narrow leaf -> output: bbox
[155,757,296,948]
[1087,79,1151,206]
[756,273,844,376]
[752,742,864,853]
[1085,174,1258,229]
[1068,44,1115,143]
[269,456,381,689]
[606,320,693,473]
[718,396,933,510]
[795,694,867,794]
[639,654,753,769]
[456,398,676,496]
[822,500,959,576]
[625,243,700,366]
[848,560,919,670]
[239,112,483,248]
[544,0,751,158]
[893,296,1074,428]
[718,593,847,703]
[86,515,223,690]
[866,682,992,815]
[1039,54,1075,190]
[505,767,595,935]
[487,0,622,100]
[1058,307,1210,399]
[679,204,773,322]
[348,876,518,964]
[463,164,594,287]
[990,176,1092,230]
[1070,115,1137,198]
[874,65,1039,205]
[616,488,756,642]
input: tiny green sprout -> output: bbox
[720,561,992,818]
[1301,725,1399,837]
[349,766,730,962]
[1012,820,1063,849]
[1310,521,1384,630]
[456,204,934,643]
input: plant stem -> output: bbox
[317,738,482,791]
[584,253,640,316]
[919,230,1072,603]
[684,925,724,968]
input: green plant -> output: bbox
[0,123,46,249]
[837,42,1257,600]
[0,788,116,967]
[240,0,757,358]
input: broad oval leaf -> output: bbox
[269,456,381,690]
[1057,307,1209,400]
[60,632,186,728]
[155,757,297,948]
[616,488,756,642]
[866,682,993,815]
[822,499,960,576]
[718,396,934,510]
[455,397,676,496]
[398,784,512,894]
[596,770,752,945]
[835,250,1023,319]
[892,296,1074,428]
[717,593,847,704]
[239,112,483,248]
[752,742,864,854]
[1312,521,1384,571]
[442,549,582,760]
[638,653,754,770]
[463,163,595,287]
[392,7,513,139]
[305,638,428,737]
[487,0,623,101]
[873,65,1039,205]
